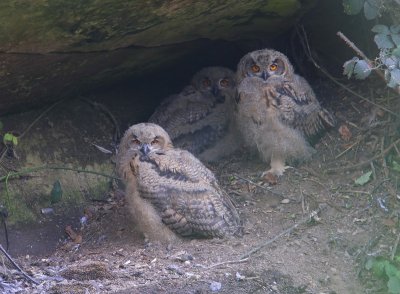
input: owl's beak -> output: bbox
[211,85,220,96]
[261,71,269,81]
[140,143,151,156]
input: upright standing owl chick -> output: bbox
[149,67,239,162]
[235,49,335,176]
[117,123,242,242]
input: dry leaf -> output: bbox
[65,225,83,244]
[263,172,278,185]
[339,124,352,141]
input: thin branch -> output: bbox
[295,25,400,118]
[202,258,249,270]
[79,97,121,142]
[19,99,65,140]
[337,31,396,89]
[0,244,38,284]
[0,165,121,182]
[240,205,327,260]
[326,138,400,173]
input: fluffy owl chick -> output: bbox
[149,67,239,162]
[117,123,242,242]
[235,49,335,176]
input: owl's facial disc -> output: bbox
[266,58,285,77]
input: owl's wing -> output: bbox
[164,187,242,238]
[145,150,241,238]
[267,77,336,137]
[150,149,217,183]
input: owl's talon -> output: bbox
[261,165,292,177]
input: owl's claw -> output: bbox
[261,159,292,177]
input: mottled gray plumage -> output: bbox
[117,123,242,241]
[235,49,335,176]
[149,67,239,162]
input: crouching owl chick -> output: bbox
[149,66,240,162]
[117,123,242,242]
[235,49,336,177]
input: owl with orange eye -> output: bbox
[149,66,241,162]
[235,49,336,177]
[116,123,242,242]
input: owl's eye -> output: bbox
[269,64,278,71]
[251,64,260,73]
[151,138,159,145]
[219,79,230,87]
[202,78,211,87]
[131,138,141,145]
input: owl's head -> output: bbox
[119,123,173,158]
[236,49,294,83]
[191,67,236,103]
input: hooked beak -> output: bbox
[140,143,151,156]
[261,71,269,81]
[211,85,220,96]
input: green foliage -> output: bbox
[3,132,18,146]
[354,170,372,185]
[366,257,400,293]
[50,180,63,204]
[342,1,400,90]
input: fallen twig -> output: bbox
[239,204,327,260]
[326,138,400,173]
[199,258,249,270]
[0,244,38,284]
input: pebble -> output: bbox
[281,199,290,204]
[210,281,222,292]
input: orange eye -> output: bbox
[202,78,211,87]
[151,138,159,145]
[270,64,278,71]
[131,138,140,145]
[251,65,260,73]
[220,79,229,87]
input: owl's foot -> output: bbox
[262,158,291,177]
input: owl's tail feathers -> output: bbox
[319,108,336,129]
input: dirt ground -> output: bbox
[0,77,399,294]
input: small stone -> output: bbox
[210,281,222,292]
[281,199,290,204]
[236,272,245,281]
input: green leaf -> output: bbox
[12,136,18,146]
[385,262,400,279]
[355,171,372,185]
[375,34,395,49]
[393,47,400,58]
[393,161,400,172]
[390,68,400,84]
[388,276,400,294]
[382,55,399,70]
[391,25,400,34]
[391,34,400,47]
[366,258,386,276]
[3,133,14,145]
[343,57,358,79]
[50,180,63,204]
[364,0,379,20]
[343,0,364,15]
[372,24,390,34]
[353,59,372,79]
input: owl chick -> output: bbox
[117,123,242,242]
[149,67,239,162]
[235,49,335,177]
